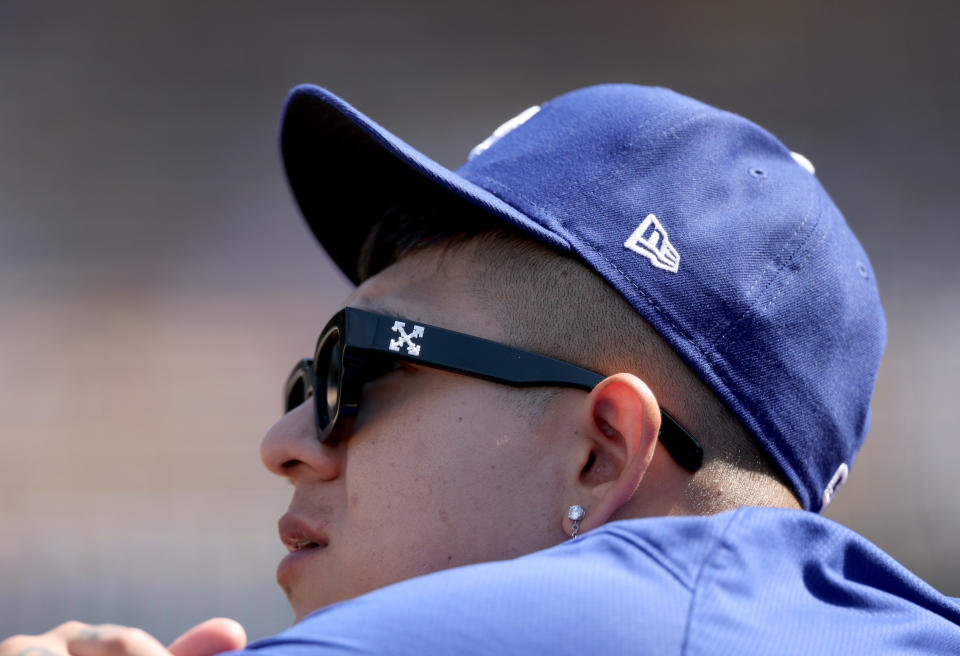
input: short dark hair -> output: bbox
[358,200,525,282]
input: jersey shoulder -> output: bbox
[683,508,960,654]
[245,509,960,655]
[247,512,735,655]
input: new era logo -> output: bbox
[624,214,680,273]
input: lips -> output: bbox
[276,513,330,589]
[278,512,329,553]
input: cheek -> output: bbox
[337,405,447,568]
[343,389,560,573]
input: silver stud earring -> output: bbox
[567,504,585,538]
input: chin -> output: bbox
[284,561,427,621]
[287,579,364,622]
[289,592,333,622]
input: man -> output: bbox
[4,84,959,654]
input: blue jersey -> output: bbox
[242,508,960,654]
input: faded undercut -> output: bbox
[358,200,801,513]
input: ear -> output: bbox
[564,373,661,537]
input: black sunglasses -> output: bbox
[284,307,703,472]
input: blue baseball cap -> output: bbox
[279,83,886,512]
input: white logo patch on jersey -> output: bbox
[623,214,680,273]
[389,321,425,356]
[468,105,541,160]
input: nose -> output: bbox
[260,400,343,481]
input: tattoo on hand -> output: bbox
[16,628,100,656]
[18,648,62,656]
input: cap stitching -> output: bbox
[707,189,830,508]
[715,186,825,350]
[651,110,721,142]
[582,110,718,218]
[728,209,810,331]
[633,106,704,141]
[759,212,828,315]
[585,110,720,212]
[711,175,820,349]
[466,174,566,233]
[712,218,827,409]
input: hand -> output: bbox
[1,619,246,656]
[167,619,247,656]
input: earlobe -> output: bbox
[573,373,661,534]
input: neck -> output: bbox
[619,451,803,519]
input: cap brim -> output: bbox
[280,85,567,284]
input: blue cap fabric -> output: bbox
[279,83,887,512]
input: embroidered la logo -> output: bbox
[468,105,541,160]
[623,213,680,273]
[389,321,425,356]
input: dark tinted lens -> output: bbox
[286,375,306,411]
[284,360,313,414]
[325,343,341,428]
[314,328,341,433]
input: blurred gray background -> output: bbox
[1,0,958,643]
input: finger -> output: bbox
[0,622,101,656]
[2,621,97,656]
[1,635,67,656]
[65,625,169,656]
[9,644,65,656]
[167,619,246,656]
